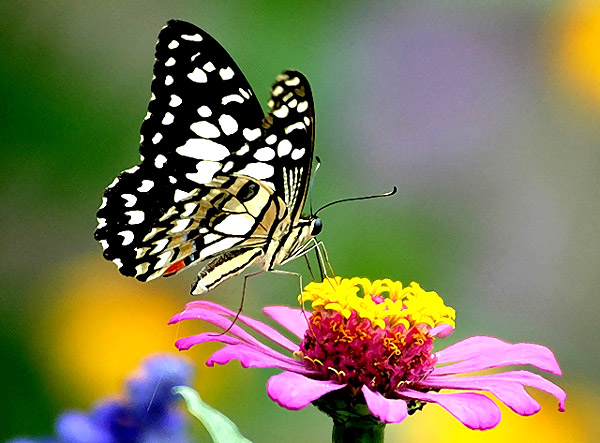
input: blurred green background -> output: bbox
[2,1,599,442]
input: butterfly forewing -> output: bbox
[258,71,315,221]
[95,20,317,291]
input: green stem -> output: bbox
[332,419,385,443]
[313,389,386,443]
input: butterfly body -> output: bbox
[94,20,320,294]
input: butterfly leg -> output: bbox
[313,239,335,278]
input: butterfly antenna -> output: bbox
[314,186,397,216]
[309,156,321,215]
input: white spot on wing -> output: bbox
[254,147,275,161]
[239,88,250,99]
[237,162,275,180]
[291,148,306,160]
[284,76,300,86]
[99,197,108,209]
[277,139,292,157]
[182,33,203,41]
[222,161,234,172]
[156,250,173,268]
[272,85,284,96]
[165,75,174,86]
[174,189,195,203]
[151,238,169,254]
[273,105,289,118]
[285,122,305,134]
[165,57,176,67]
[169,94,182,107]
[168,40,179,49]
[97,217,107,228]
[203,62,215,72]
[198,106,212,117]
[222,94,244,105]
[169,218,191,234]
[242,128,261,142]
[190,121,220,138]
[188,68,207,83]
[122,194,137,207]
[154,154,167,168]
[186,161,222,184]
[182,202,198,217]
[297,101,308,113]
[203,233,220,244]
[236,144,250,156]
[113,258,123,269]
[218,114,238,135]
[219,67,235,80]
[125,210,145,225]
[138,180,154,192]
[214,214,254,235]
[176,138,229,160]
[118,230,135,246]
[99,239,109,250]
[152,133,162,144]
[265,134,277,145]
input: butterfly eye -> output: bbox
[311,218,323,236]
[237,181,259,202]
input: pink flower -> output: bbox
[170,277,565,430]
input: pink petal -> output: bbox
[175,332,243,350]
[175,332,300,367]
[263,306,310,339]
[422,370,566,413]
[420,377,539,415]
[434,336,562,376]
[170,303,299,353]
[267,371,346,410]
[430,323,454,338]
[361,386,408,423]
[207,344,314,374]
[400,389,501,430]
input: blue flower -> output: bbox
[12,354,193,443]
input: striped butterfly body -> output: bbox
[94,20,321,295]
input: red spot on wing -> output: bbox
[164,259,186,276]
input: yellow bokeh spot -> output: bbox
[32,256,201,404]
[549,1,600,103]
[388,383,596,443]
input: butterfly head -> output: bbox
[310,217,323,236]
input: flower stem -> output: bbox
[332,419,385,443]
[313,389,386,443]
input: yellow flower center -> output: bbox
[299,277,455,332]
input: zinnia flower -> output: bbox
[170,277,565,436]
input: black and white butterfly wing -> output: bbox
[94,20,316,290]
[258,71,315,223]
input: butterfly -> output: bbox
[94,20,322,295]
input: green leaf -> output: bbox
[173,386,253,443]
